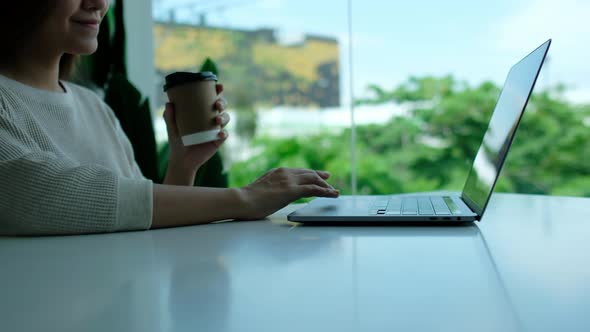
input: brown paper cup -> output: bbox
[164,72,220,146]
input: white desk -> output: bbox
[1,193,589,332]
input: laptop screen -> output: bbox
[461,40,551,216]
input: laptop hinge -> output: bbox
[460,195,482,220]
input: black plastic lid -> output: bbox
[163,71,218,92]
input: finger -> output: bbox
[269,167,324,179]
[215,112,231,127]
[218,129,228,140]
[287,168,331,179]
[298,185,340,198]
[213,99,225,112]
[219,96,229,108]
[295,173,334,189]
[163,103,179,138]
[285,168,322,175]
[216,83,224,95]
[213,130,228,147]
[316,170,331,179]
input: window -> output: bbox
[149,0,590,197]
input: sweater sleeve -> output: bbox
[0,106,153,236]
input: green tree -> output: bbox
[229,76,590,198]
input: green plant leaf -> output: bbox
[200,58,219,76]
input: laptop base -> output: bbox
[287,195,478,225]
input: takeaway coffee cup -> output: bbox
[163,71,220,146]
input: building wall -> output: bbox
[154,23,340,109]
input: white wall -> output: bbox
[124,0,157,116]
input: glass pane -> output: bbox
[152,0,353,193]
[351,0,590,197]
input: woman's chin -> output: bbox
[68,42,98,56]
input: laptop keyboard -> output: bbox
[369,196,461,215]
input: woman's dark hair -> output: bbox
[0,2,79,80]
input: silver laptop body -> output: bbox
[288,39,551,225]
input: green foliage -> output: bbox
[355,75,460,105]
[105,73,158,181]
[498,91,590,196]
[229,76,590,197]
[200,57,219,76]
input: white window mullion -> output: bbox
[348,0,357,195]
[124,0,157,117]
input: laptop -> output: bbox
[288,39,551,225]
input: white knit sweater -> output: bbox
[0,74,153,235]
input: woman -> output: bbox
[0,0,339,236]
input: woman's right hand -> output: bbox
[237,167,340,220]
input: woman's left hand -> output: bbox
[163,84,230,186]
